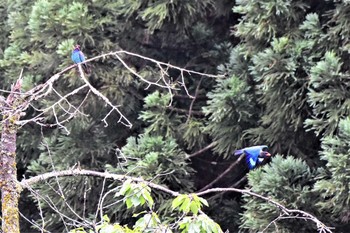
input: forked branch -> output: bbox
[12,50,223,130]
[20,169,333,233]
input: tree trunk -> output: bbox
[0,79,23,233]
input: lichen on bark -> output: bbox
[0,79,23,233]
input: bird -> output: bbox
[71,44,91,74]
[234,145,271,170]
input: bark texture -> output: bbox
[1,79,22,233]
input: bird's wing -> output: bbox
[234,145,269,169]
[78,51,85,62]
[71,51,81,64]
[234,145,268,156]
[248,157,257,169]
[71,52,76,63]
[244,145,268,152]
[245,151,259,169]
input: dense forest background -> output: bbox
[0,0,350,232]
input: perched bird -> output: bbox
[71,44,91,74]
[234,145,271,170]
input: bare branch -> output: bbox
[167,106,205,117]
[198,155,245,192]
[174,94,207,100]
[15,49,223,130]
[77,64,132,128]
[187,141,217,158]
[186,77,203,123]
[20,169,180,197]
[196,188,333,233]
[20,169,332,233]
[17,84,89,127]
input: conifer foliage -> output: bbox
[315,117,350,224]
[1,0,350,232]
[241,155,319,232]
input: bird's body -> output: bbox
[71,45,90,74]
[71,48,85,64]
[234,145,271,170]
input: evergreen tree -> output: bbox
[307,51,350,136]
[228,1,350,232]
[314,117,350,226]
[4,0,350,231]
[0,0,234,231]
[231,0,322,162]
[104,133,195,224]
[241,155,319,232]
[203,71,258,157]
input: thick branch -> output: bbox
[20,169,179,197]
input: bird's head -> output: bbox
[260,147,271,157]
[261,151,271,157]
[73,44,81,50]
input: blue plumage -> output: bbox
[71,45,90,74]
[71,49,85,63]
[234,145,271,170]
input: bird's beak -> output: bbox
[266,152,271,157]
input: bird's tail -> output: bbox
[234,149,244,156]
[82,63,91,74]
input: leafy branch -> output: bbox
[20,168,333,233]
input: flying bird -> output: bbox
[71,44,91,74]
[234,145,271,170]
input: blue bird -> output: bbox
[234,145,271,170]
[71,44,91,74]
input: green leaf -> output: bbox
[131,196,141,207]
[132,211,148,218]
[69,227,87,233]
[125,198,133,209]
[102,215,110,223]
[188,222,201,233]
[180,196,191,213]
[199,197,209,207]
[118,180,132,196]
[172,195,187,209]
[142,189,154,207]
[190,202,199,215]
